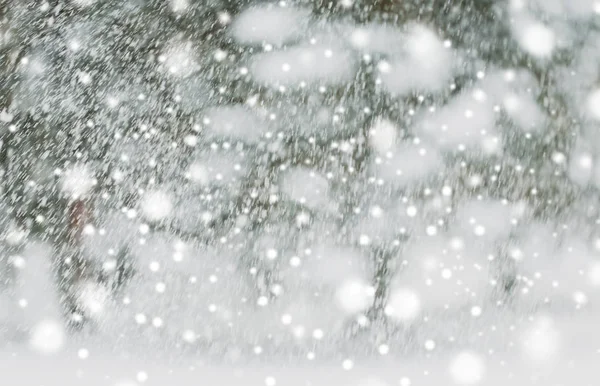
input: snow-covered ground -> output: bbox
[2,310,600,386]
[0,342,598,386]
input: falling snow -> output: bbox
[1,0,600,385]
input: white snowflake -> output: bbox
[448,351,485,385]
[29,319,65,354]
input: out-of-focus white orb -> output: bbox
[61,165,95,198]
[586,89,600,121]
[335,279,373,314]
[385,288,421,322]
[29,319,65,354]
[521,316,560,362]
[141,190,173,221]
[518,23,555,57]
[448,351,485,385]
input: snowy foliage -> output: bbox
[280,167,332,211]
[379,25,455,95]
[231,5,310,46]
[250,43,358,87]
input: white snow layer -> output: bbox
[454,199,520,242]
[351,199,429,246]
[80,210,139,263]
[567,140,597,186]
[174,76,211,113]
[334,278,374,314]
[203,105,267,143]
[371,140,443,187]
[16,242,64,329]
[5,242,66,355]
[385,288,422,322]
[526,0,599,18]
[509,4,558,58]
[3,347,600,386]
[169,0,189,14]
[280,167,331,211]
[231,5,310,46]
[61,164,95,198]
[28,319,65,355]
[250,43,357,87]
[346,24,404,55]
[514,19,556,58]
[413,87,498,152]
[295,244,370,287]
[141,190,173,222]
[186,151,247,187]
[406,68,547,152]
[502,91,546,131]
[449,351,486,385]
[369,118,398,155]
[585,89,600,121]
[160,42,200,78]
[70,0,96,8]
[515,235,600,303]
[390,234,491,313]
[379,25,454,95]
